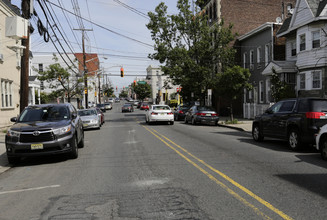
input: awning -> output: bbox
[262,61,297,75]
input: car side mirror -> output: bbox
[265,109,273,114]
[10,117,17,122]
[72,113,77,119]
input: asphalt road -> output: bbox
[0,102,327,220]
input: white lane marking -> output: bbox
[0,185,60,195]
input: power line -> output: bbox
[45,0,154,48]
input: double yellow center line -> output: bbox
[143,125,293,220]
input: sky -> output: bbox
[10,0,179,95]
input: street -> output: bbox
[1,102,327,220]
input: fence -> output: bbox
[243,103,273,119]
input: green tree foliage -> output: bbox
[147,0,236,102]
[271,68,296,102]
[103,87,115,97]
[216,66,252,120]
[119,90,128,98]
[36,54,83,103]
[133,83,151,101]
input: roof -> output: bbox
[262,61,297,75]
[238,22,275,41]
[316,0,327,16]
[277,17,292,36]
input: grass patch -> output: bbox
[224,119,239,124]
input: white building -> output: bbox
[0,1,23,128]
[146,65,179,104]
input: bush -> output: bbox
[225,119,238,124]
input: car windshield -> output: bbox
[123,104,131,107]
[153,106,170,110]
[18,106,70,122]
[78,109,97,116]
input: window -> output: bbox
[1,80,13,108]
[266,79,271,103]
[312,71,321,89]
[38,63,43,72]
[257,47,261,65]
[300,34,306,51]
[291,41,296,56]
[250,50,254,70]
[279,101,296,112]
[299,73,306,90]
[312,31,320,48]
[259,81,264,103]
[243,52,247,68]
[249,90,252,100]
[265,44,269,66]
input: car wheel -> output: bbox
[288,128,302,151]
[78,130,84,148]
[170,121,174,125]
[320,137,327,160]
[252,124,264,141]
[184,117,188,124]
[191,117,196,125]
[70,136,78,159]
[7,156,20,165]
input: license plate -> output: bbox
[83,123,88,127]
[161,113,165,115]
[31,143,43,150]
[206,114,211,116]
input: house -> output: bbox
[0,0,22,128]
[277,0,327,98]
[238,22,297,119]
[198,0,297,116]
[146,65,179,105]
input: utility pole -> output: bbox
[73,28,92,108]
[20,0,31,113]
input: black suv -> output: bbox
[252,98,327,150]
[5,103,84,164]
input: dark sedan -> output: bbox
[184,105,219,125]
[174,105,190,121]
[122,104,134,112]
[5,103,84,164]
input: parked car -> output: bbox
[252,98,327,150]
[104,102,113,110]
[184,105,219,125]
[95,107,105,126]
[174,105,190,121]
[140,102,150,110]
[133,101,139,107]
[96,103,106,112]
[78,108,101,130]
[145,104,174,125]
[5,103,84,164]
[122,103,134,112]
[115,98,120,103]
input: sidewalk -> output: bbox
[218,116,253,133]
[0,132,10,173]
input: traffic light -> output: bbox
[133,80,136,86]
[84,88,87,94]
[120,67,124,77]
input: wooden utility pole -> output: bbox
[73,28,92,108]
[20,0,30,113]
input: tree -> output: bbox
[103,86,114,98]
[119,90,128,98]
[133,83,151,101]
[147,0,235,103]
[216,66,252,121]
[36,54,83,103]
[271,68,296,102]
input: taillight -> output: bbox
[212,113,218,116]
[196,113,206,116]
[167,112,173,115]
[306,112,326,119]
[178,110,184,114]
[151,112,158,115]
